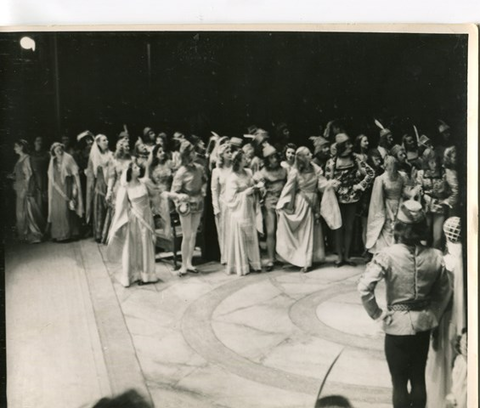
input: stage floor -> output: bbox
[6,239,392,408]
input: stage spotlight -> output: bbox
[20,36,36,51]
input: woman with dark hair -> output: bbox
[48,142,84,241]
[366,156,408,255]
[358,200,452,408]
[354,134,369,162]
[224,150,262,275]
[277,147,339,272]
[416,148,457,249]
[85,134,113,242]
[107,159,158,287]
[254,144,287,271]
[10,139,44,243]
[143,143,175,239]
[280,143,297,174]
[171,140,208,276]
[211,142,233,264]
[325,134,374,267]
[29,136,50,219]
[101,137,132,242]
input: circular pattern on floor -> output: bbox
[181,271,391,404]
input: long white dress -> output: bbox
[276,164,326,268]
[224,169,262,276]
[211,166,232,264]
[107,178,157,287]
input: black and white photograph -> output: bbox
[1,25,477,408]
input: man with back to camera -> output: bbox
[357,200,452,408]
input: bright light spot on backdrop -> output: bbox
[20,36,36,51]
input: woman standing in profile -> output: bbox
[171,140,208,276]
[276,147,338,272]
[107,160,158,287]
[102,137,132,242]
[211,142,233,264]
[48,142,84,241]
[86,134,112,242]
[11,139,44,243]
[224,150,262,276]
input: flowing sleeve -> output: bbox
[357,252,390,320]
[106,184,129,262]
[317,165,342,230]
[365,176,386,250]
[276,168,297,211]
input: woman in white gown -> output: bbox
[276,147,340,272]
[107,160,158,287]
[211,142,233,264]
[224,150,262,276]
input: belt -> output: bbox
[388,300,430,312]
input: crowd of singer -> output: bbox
[9,117,466,408]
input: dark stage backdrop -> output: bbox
[0,30,469,224]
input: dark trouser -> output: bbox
[385,331,431,408]
[335,202,357,261]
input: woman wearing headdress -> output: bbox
[281,143,297,174]
[142,143,175,240]
[171,140,208,276]
[48,142,83,241]
[29,136,50,219]
[425,216,465,408]
[211,142,233,264]
[224,150,262,275]
[416,148,456,249]
[254,144,287,271]
[107,159,158,287]
[101,137,132,242]
[353,134,369,163]
[10,140,44,243]
[277,147,339,272]
[325,134,374,267]
[85,134,113,242]
[366,156,409,255]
